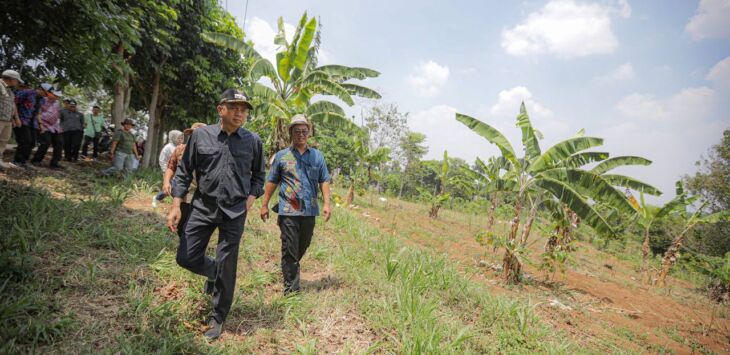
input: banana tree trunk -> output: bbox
[519,202,538,245]
[345,184,355,206]
[657,231,687,286]
[502,197,523,284]
[429,200,441,218]
[488,192,497,233]
[641,227,650,273]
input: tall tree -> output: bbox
[397,132,428,199]
[684,129,730,256]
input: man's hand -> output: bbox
[260,205,269,222]
[163,181,172,196]
[13,118,21,128]
[166,205,181,233]
[322,203,332,222]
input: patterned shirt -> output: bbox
[267,146,331,216]
[39,99,62,133]
[15,89,41,128]
[0,81,15,121]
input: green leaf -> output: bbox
[540,169,637,216]
[201,32,261,60]
[306,100,346,116]
[250,58,277,83]
[340,83,382,99]
[698,210,730,224]
[529,137,604,173]
[560,152,609,168]
[274,17,288,46]
[276,51,291,83]
[535,177,614,236]
[308,79,354,105]
[251,83,280,104]
[601,174,662,196]
[317,65,380,80]
[455,113,519,168]
[591,156,652,175]
[292,17,317,71]
[516,102,542,161]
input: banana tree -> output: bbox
[345,133,390,206]
[461,156,512,233]
[427,151,451,218]
[456,102,641,283]
[203,12,381,156]
[631,182,686,279]
[656,183,730,286]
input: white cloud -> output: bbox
[617,0,632,19]
[489,86,554,118]
[603,86,723,203]
[616,87,715,121]
[596,63,636,83]
[706,56,730,87]
[685,0,730,40]
[501,0,620,58]
[246,17,295,64]
[408,87,565,162]
[407,60,450,97]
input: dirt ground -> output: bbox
[355,197,730,354]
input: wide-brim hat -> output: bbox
[2,70,23,84]
[219,88,253,109]
[288,114,312,133]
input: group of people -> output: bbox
[4,69,332,341]
[151,89,332,341]
[0,69,109,170]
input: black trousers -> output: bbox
[278,216,316,294]
[12,125,35,164]
[81,135,100,158]
[176,207,246,323]
[32,131,63,166]
[63,130,83,161]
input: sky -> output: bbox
[224,0,730,203]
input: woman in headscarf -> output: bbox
[152,129,183,207]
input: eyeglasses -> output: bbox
[293,129,309,136]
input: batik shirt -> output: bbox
[0,81,15,121]
[39,100,61,133]
[267,146,330,216]
[15,89,41,128]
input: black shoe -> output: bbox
[49,164,64,170]
[204,318,223,340]
[204,278,215,295]
[30,161,42,167]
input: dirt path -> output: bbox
[354,197,730,354]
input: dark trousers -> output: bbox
[176,207,246,323]
[63,130,83,161]
[278,216,316,294]
[12,125,35,164]
[32,131,63,166]
[81,135,100,158]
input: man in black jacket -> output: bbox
[165,89,265,340]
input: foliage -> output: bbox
[204,12,381,156]
[684,129,730,256]
[456,102,651,283]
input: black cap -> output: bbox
[121,118,135,126]
[219,89,253,109]
[68,99,77,106]
[63,99,70,103]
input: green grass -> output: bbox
[1,169,585,353]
